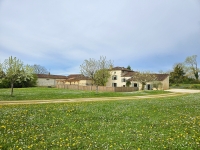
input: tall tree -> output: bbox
[31,64,48,74]
[80,56,113,92]
[127,65,131,70]
[184,55,199,80]
[0,62,5,79]
[131,71,157,90]
[169,63,185,84]
[0,56,34,96]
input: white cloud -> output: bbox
[0,0,200,74]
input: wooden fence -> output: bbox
[57,84,138,92]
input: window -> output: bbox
[121,78,126,82]
[112,83,117,87]
[133,83,138,87]
[112,75,117,80]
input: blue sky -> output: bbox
[0,0,200,75]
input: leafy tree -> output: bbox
[94,69,111,86]
[132,71,157,90]
[80,56,113,92]
[127,65,131,70]
[0,56,34,96]
[184,55,199,80]
[169,63,185,84]
[31,64,48,74]
[126,80,131,87]
[0,62,5,79]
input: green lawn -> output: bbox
[170,84,200,89]
[0,93,200,149]
[0,87,169,101]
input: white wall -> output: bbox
[106,70,131,87]
[37,78,56,87]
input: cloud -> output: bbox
[0,0,200,74]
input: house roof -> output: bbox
[36,74,68,79]
[122,71,136,77]
[65,74,90,82]
[111,66,135,72]
[154,74,169,81]
[128,73,169,81]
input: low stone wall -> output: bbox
[57,84,138,92]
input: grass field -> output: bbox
[0,87,169,101]
[170,84,200,89]
[0,93,200,149]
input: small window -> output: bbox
[121,78,126,82]
[112,75,117,80]
[133,83,138,87]
[46,79,49,80]
[112,83,117,87]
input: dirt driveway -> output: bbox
[0,91,192,105]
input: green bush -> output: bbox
[0,79,10,88]
[170,84,200,89]
[0,74,37,88]
[190,84,200,89]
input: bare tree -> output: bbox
[184,55,199,80]
[80,56,113,92]
[152,81,163,90]
[132,71,157,90]
[80,58,98,85]
[0,56,34,96]
[32,64,48,74]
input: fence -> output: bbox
[57,84,138,92]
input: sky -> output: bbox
[0,0,200,75]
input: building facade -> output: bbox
[106,67,169,90]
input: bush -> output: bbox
[0,74,37,88]
[0,79,10,88]
[170,84,200,89]
[190,84,200,89]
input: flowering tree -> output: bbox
[0,56,34,96]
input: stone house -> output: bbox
[106,67,169,90]
[36,74,68,87]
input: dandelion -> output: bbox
[1,125,6,129]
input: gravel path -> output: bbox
[0,92,190,105]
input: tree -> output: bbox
[0,56,34,96]
[94,69,111,86]
[169,63,185,85]
[132,71,157,90]
[80,56,113,92]
[31,64,48,74]
[126,80,131,87]
[127,65,131,70]
[0,62,5,79]
[152,81,163,90]
[184,55,199,80]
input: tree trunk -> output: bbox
[11,82,14,96]
[195,72,199,80]
[142,83,146,90]
[96,85,98,93]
